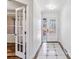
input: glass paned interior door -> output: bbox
[17,9,23,52]
[42,18,47,43]
[47,19,56,41]
[48,19,56,33]
[42,18,56,42]
[15,7,25,59]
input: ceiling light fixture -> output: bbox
[46,4,56,10]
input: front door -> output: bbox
[15,6,26,59]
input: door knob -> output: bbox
[15,34,17,36]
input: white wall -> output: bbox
[22,0,41,58]
[41,10,60,41]
[59,2,71,56]
[24,0,33,59]
[32,0,41,58]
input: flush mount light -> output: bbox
[46,4,56,10]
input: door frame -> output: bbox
[15,6,26,59]
[15,4,29,59]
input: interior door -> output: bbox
[15,6,26,59]
[42,18,57,42]
[47,18,56,41]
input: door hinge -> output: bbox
[24,31,26,34]
[24,52,26,55]
[25,10,26,13]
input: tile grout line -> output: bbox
[33,43,43,59]
[47,41,71,59]
[33,41,71,59]
[58,42,71,59]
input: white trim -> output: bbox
[15,6,26,59]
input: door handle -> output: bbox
[15,34,17,36]
[20,42,22,44]
[24,31,26,34]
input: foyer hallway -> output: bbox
[7,0,71,59]
[35,43,68,59]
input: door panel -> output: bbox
[42,18,57,42]
[15,6,26,59]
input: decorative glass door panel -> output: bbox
[42,18,47,43]
[42,18,56,42]
[15,6,26,59]
[48,19,56,33]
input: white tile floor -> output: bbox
[37,43,67,59]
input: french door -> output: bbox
[15,6,26,59]
[42,18,57,42]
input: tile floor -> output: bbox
[37,43,67,59]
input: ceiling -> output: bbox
[35,0,70,11]
[7,0,70,11]
[7,0,24,10]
